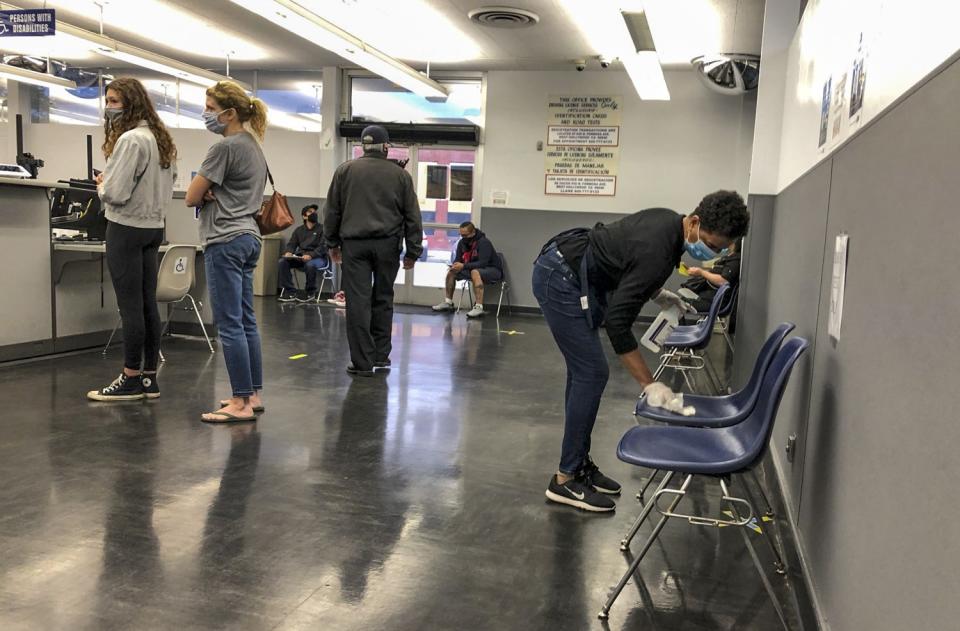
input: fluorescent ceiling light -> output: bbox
[622,51,670,100]
[296,0,482,63]
[4,4,242,88]
[560,0,670,100]
[642,0,721,66]
[92,44,234,88]
[227,0,447,99]
[47,0,266,61]
[0,63,77,89]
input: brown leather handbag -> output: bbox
[256,166,294,235]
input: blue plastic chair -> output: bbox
[651,282,731,393]
[598,337,810,626]
[636,323,795,427]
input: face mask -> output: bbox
[104,107,123,123]
[202,109,229,135]
[305,213,318,224]
[685,224,721,261]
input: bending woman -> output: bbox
[185,80,269,423]
[88,77,177,401]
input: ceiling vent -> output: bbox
[691,54,761,96]
[468,6,540,28]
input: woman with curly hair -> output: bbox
[88,77,178,402]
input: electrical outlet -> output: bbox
[785,434,797,463]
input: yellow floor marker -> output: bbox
[288,353,308,360]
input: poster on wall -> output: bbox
[830,72,847,142]
[544,95,621,196]
[849,32,867,121]
[828,233,850,342]
[818,78,832,149]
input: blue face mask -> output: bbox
[685,225,724,261]
[202,108,230,135]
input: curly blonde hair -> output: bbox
[102,77,177,169]
[206,80,268,141]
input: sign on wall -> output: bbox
[544,95,621,196]
[0,9,56,37]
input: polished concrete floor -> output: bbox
[0,299,814,630]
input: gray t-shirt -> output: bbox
[197,131,268,246]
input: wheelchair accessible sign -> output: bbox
[0,9,56,37]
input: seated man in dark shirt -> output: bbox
[681,238,741,312]
[278,204,328,302]
[532,191,749,513]
[432,221,503,318]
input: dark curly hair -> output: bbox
[692,190,749,238]
[102,77,177,169]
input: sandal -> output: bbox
[219,399,265,413]
[201,410,258,423]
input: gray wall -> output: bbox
[736,52,960,630]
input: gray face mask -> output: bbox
[202,109,230,135]
[104,107,123,123]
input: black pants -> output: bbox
[341,237,401,370]
[105,221,163,372]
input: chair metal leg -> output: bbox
[102,314,121,355]
[635,469,661,502]
[620,471,674,550]
[747,469,776,518]
[159,349,165,363]
[496,282,505,318]
[456,281,468,313]
[186,294,214,353]
[599,474,693,620]
[738,476,787,575]
[723,478,791,631]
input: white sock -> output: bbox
[444,298,453,304]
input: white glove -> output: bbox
[653,289,696,313]
[643,382,696,416]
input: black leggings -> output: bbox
[105,221,164,372]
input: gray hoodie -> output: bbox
[98,121,177,229]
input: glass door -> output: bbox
[345,144,477,306]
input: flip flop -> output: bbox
[201,410,258,423]
[219,400,265,413]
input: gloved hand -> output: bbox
[643,382,696,416]
[653,289,696,313]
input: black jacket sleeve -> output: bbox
[400,171,423,259]
[311,225,327,258]
[323,169,343,249]
[454,239,466,264]
[604,258,668,355]
[284,226,303,255]
[463,238,496,270]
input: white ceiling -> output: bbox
[7,0,764,73]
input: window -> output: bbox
[450,165,473,202]
[425,164,447,199]
[349,77,481,125]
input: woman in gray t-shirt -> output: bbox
[185,80,269,423]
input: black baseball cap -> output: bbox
[361,124,389,145]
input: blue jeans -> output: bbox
[278,256,329,292]
[532,245,609,475]
[204,234,263,398]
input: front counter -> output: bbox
[0,181,213,363]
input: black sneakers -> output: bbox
[545,475,616,512]
[278,289,300,303]
[346,363,376,377]
[374,359,391,369]
[580,457,622,495]
[87,373,145,401]
[298,291,318,303]
[140,373,160,399]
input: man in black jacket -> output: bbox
[278,204,328,302]
[432,222,502,318]
[324,125,423,376]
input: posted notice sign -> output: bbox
[0,9,56,36]
[545,95,621,196]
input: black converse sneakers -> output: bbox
[140,373,160,399]
[545,475,616,512]
[86,373,145,401]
